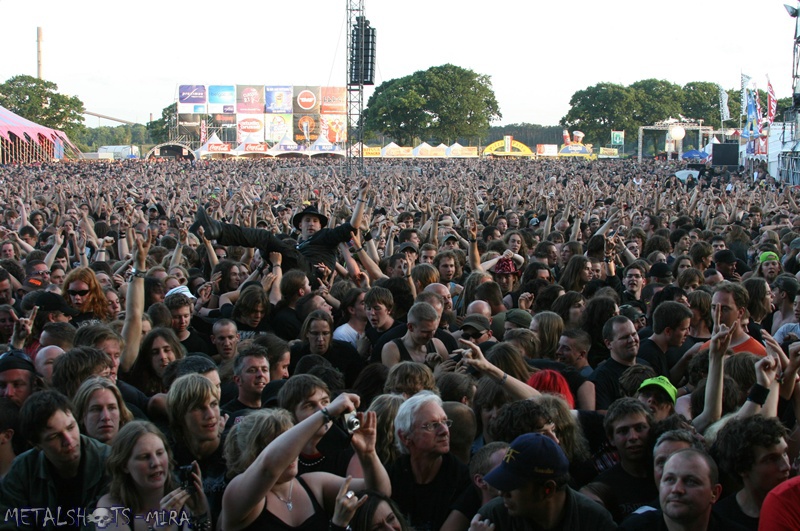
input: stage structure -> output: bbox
[637,120,713,162]
[346,0,376,177]
[779,3,800,183]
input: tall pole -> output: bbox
[36,27,43,79]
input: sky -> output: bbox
[0,0,797,129]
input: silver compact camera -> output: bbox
[345,411,360,433]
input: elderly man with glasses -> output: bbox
[388,391,470,531]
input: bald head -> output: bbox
[466,300,492,319]
[424,283,453,311]
[34,346,64,385]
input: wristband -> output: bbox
[350,246,363,254]
[363,231,373,242]
[499,372,508,386]
[329,523,351,531]
[320,407,334,423]
[746,383,769,406]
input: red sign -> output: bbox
[239,118,263,133]
[296,90,317,111]
[208,144,230,152]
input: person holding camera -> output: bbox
[96,420,210,531]
[219,389,390,531]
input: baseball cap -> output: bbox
[397,242,419,254]
[461,314,490,333]
[647,262,673,279]
[638,375,677,404]
[0,350,35,374]
[505,308,532,328]
[714,250,737,264]
[759,251,780,263]
[34,292,80,317]
[483,433,570,491]
[442,233,459,242]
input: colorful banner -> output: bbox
[598,147,619,157]
[320,87,346,114]
[236,114,265,143]
[383,146,413,157]
[363,147,382,157]
[416,145,447,157]
[294,114,320,143]
[208,85,236,104]
[265,114,292,143]
[293,86,320,114]
[237,85,265,114]
[319,115,347,143]
[209,114,237,127]
[741,74,751,115]
[178,85,207,104]
[265,86,293,114]
[767,78,777,125]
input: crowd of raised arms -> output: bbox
[1,155,800,530]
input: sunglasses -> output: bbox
[68,289,90,297]
[34,270,51,276]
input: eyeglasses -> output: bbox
[461,330,483,340]
[68,289,90,297]
[418,419,453,432]
[0,350,32,362]
[34,270,51,276]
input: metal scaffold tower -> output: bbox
[345,0,375,177]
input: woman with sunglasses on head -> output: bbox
[62,267,111,327]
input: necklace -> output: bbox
[299,454,326,467]
[273,479,294,511]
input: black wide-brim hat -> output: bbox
[292,205,329,230]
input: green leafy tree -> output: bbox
[363,77,429,145]
[629,79,684,126]
[561,82,640,146]
[363,64,500,145]
[0,74,85,138]
[147,103,176,144]
[422,64,501,143]
[681,81,723,127]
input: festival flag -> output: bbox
[767,77,777,124]
[200,119,207,144]
[742,89,760,139]
[741,73,752,114]
[754,84,763,135]
[718,85,731,122]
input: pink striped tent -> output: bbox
[0,105,79,163]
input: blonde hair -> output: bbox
[167,374,220,444]
[73,376,133,433]
[368,394,405,465]
[223,409,294,477]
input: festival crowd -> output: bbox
[0,155,797,530]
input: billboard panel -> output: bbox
[265,86,293,114]
[178,114,202,137]
[265,114,292,143]
[178,85,207,104]
[293,86,320,114]
[208,85,235,104]
[319,115,347,143]
[209,114,237,127]
[237,114,265,143]
[320,87,346,114]
[294,114,320,143]
[237,85,265,114]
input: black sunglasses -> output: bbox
[67,289,90,297]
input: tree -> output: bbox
[363,64,500,145]
[363,77,429,145]
[0,74,85,138]
[561,83,640,145]
[422,64,501,143]
[147,103,176,144]
[629,79,684,126]
[681,82,723,127]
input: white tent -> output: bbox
[308,133,346,157]
[267,133,303,157]
[195,133,233,158]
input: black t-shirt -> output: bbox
[298,422,354,477]
[637,338,670,378]
[387,453,470,531]
[290,340,365,388]
[269,306,301,341]
[713,492,759,531]
[594,463,658,521]
[171,438,228,525]
[181,329,215,357]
